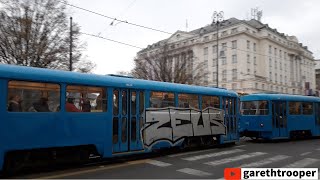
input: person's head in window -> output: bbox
[10,95,21,103]
[67,97,75,104]
[66,97,81,112]
[82,99,91,112]
[163,94,169,100]
[33,97,50,112]
[8,95,22,112]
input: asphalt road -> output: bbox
[17,138,320,179]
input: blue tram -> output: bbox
[239,93,320,140]
[0,64,239,171]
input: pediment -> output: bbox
[166,31,195,44]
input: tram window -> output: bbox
[178,94,199,109]
[150,91,174,108]
[317,103,320,125]
[113,90,119,115]
[224,99,230,114]
[289,102,301,115]
[66,85,107,112]
[302,102,313,115]
[7,80,60,112]
[258,101,269,115]
[122,91,127,115]
[139,92,144,114]
[131,117,137,141]
[112,117,119,144]
[241,101,269,115]
[230,98,235,115]
[121,117,127,142]
[131,91,136,115]
[139,92,145,132]
[241,101,256,115]
[202,96,220,109]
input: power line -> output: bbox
[58,0,172,35]
[79,32,143,49]
[110,0,138,26]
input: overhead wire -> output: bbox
[79,32,143,49]
[58,0,172,35]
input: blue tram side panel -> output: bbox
[0,64,239,171]
[239,93,320,140]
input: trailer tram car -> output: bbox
[0,64,239,172]
[239,93,320,140]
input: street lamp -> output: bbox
[212,11,224,87]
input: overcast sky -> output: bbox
[67,0,320,75]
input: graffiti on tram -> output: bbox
[141,107,226,148]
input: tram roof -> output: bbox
[241,93,320,102]
[0,64,238,97]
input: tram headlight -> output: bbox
[260,123,264,127]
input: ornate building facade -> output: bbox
[137,18,316,95]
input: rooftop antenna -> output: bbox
[251,7,263,22]
[186,19,188,31]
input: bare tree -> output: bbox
[0,0,95,72]
[132,44,208,85]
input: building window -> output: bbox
[280,50,282,58]
[269,72,272,81]
[232,40,237,49]
[247,40,250,49]
[212,73,217,81]
[203,36,209,42]
[269,58,272,67]
[212,45,217,53]
[232,69,237,80]
[221,57,226,65]
[253,43,256,51]
[204,47,208,56]
[255,83,258,89]
[222,70,227,81]
[221,43,227,51]
[212,58,217,67]
[262,84,265,90]
[232,54,237,63]
[247,54,250,63]
[254,57,257,65]
[285,76,287,84]
[269,45,272,54]
[284,52,287,60]
[274,48,277,56]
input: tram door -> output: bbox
[112,89,144,153]
[222,97,237,140]
[316,103,320,132]
[272,101,288,137]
